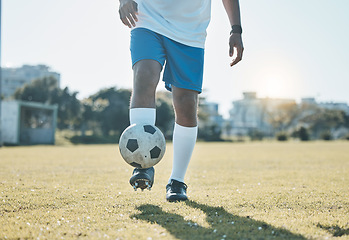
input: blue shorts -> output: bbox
[130,28,205,93]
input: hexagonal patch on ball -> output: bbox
[143,125,156,134]
[126,139,138,152]
[150,146,161,159]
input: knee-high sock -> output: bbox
[129,108,156,125]
[169,123,198,183]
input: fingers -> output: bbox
[129,1,138,23]
[120,12,132,28]
[119,1,138,28]
[127,13,136,27]
[230,53,242,66]
[230,56,241,66]
[120,12,137,28]
[229,43,234,57]
[229,34,244,67]
[230,45,244,66]
[130,11,138,23]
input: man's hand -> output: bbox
[229,33,244,66]
[119,0,138,28]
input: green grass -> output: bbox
[0,142,348,239]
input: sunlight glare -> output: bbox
[264,76,285,98]
[251,54,302,99]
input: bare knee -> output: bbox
[131,60,162,108]
[133,63,160,91]
[172,87,198,127]
[174,93,198,110]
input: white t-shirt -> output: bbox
[133,0,212,49]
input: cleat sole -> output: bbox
[129,167,154,191]
[131,179,153,191]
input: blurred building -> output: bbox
[227,93,349,137]
[228,92,295,136]
[1,65,60,99]
[300,97,349,116]
[199,100,224,137]
[201,101,224,127]
[318,102,349,115]
[299,97,349,139]
[1,100,58,145]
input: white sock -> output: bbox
[169,123,198,183]
[129,108,156,125]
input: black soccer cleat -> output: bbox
[129,167,154,191]
[166,179,188,202]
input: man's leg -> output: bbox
[129,59,162,191]
[131,59,162,109]
[130,59,162,125]
[166,86,198,201]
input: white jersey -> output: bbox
[133,0,212,49]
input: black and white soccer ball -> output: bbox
[119,124,166,169]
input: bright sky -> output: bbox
[3,0,349,117]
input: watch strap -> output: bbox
[230,25,242,34]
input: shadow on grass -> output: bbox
[317,223,349,237]
[131,200,306,240]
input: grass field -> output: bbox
[0,142,348,240]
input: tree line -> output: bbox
[12,76,349,142]
[13,76,216,143]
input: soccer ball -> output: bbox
[119,124,166,169]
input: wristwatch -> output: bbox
[230,25,242,34]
